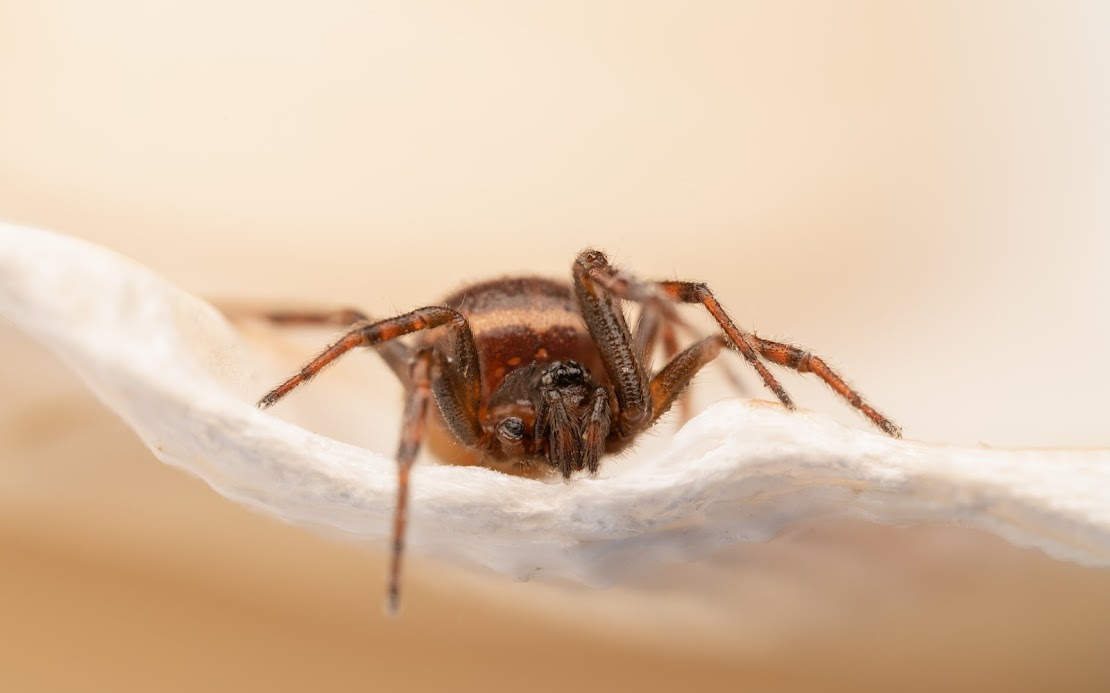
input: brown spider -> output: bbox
[256,249,900,613]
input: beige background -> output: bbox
[2,1,1110,691]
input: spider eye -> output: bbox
[497,417,525,441]
[542,360,587,388]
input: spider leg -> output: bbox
[581,386,611,475]
[252,306,370,327]
[576,250,900,438]
[257,306,478,424]
[655,280,796,407]
[632,303,676,363]
[649,335,727,422]
[752,336,902,438]
[572,255,652,435]
[428,333,485,448]
[634,305,694,423]
[223,303,412,385]
[386,349,433,616]
[576,249,794,412]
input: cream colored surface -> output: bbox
[2,2,1109,691]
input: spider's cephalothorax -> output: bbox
[255,249,901,614]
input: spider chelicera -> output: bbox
[255,249,900,613]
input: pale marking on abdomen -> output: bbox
[466,307,584,336]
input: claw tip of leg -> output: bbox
[384,589,400,618]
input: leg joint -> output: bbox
[790,349,812,371]
[576,248,609,269]
[661,280,711,303]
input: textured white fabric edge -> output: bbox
[3,221,1109,584]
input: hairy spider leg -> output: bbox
[572,254,652,436]
[751,336,902,437]
[633,303,692,422]
[635,306,752,425]
[261,306,370,327]
[652,279,898,436]
[575,250,793,417]
[428,328,485,448]
[223,304,413,385]
[576,250,900,438]
[580,386,611,475]
[258,306,489,613]
[257,306,478,411]
[648,335,727,422]
[655,279,796,407]
[387,350,433,615]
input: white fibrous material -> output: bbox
[2,221,1109,584]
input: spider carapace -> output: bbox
[256,249,900,613]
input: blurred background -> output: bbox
[2,1,1109,691]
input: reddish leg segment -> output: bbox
[386,350,433,615]
[576,250,794,410]
[648,335,726,422]
[655,280,794,409]
[257,306,492,615]
[752,336,902,437]
[575,250,900,438]
[223,304,412,384]
[634,305,694,423]
[258,306,469,408]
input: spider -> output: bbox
[256,249,900,614]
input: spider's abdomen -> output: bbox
[439,277,608,398]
